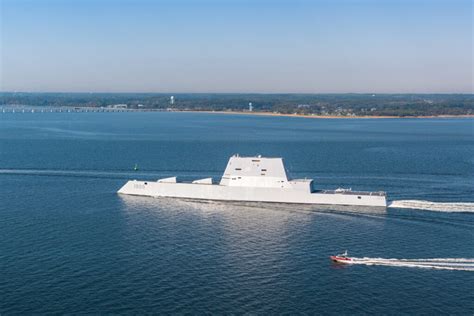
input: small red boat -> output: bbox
[330,251,354,264]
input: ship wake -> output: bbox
[389,200,474,213]
[349,258,474,271]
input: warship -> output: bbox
[118,155,387,207]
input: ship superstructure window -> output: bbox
[235,168,242,171]
[252,160,260,162]
[261,169,267,171]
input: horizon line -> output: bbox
[1,91,473,95]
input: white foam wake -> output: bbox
[349,257,474,271]
[388,200,474,213]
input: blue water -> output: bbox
[0,112,473,314]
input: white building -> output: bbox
[109,104,127,109]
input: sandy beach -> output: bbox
[179,110,474,119]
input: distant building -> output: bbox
[249,102,253,112]
[170,96,175,105]
[109,104,127,109]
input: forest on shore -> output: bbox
[1,92,473,117]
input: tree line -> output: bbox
[1,92,472,116]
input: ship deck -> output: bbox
[315,190,386,196]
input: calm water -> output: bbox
[0,112,473,314]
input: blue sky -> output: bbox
[1,0,472,93]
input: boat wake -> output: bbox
[389,200,474,213]
[349,257,474,271]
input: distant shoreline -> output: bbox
[1,105,472,118]
[2,92,472,117]
[180,110,474,119]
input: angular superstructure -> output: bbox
[220,156,290,187]
[118,155,387,207]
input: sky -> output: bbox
[0,0,472,93]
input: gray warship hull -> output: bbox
[118,180,387,207]
[118,155,386,207]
